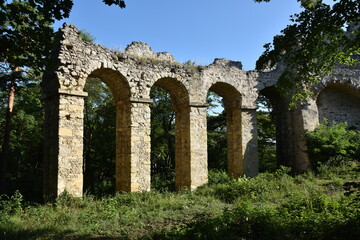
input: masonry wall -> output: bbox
[317,85,360,129]
[42,23,360,199]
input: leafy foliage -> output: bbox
[254,0,322,9]
[256,0,360,106]
[344,180,360,207]
[0,0,125,72]
[207,169,232,184]
[83,77,116,196]
[150,86,176,191]
[79,29,96,42]
[0,80,44,200]
[256,95,277,172]
[0,0,126,195]
[0,163,359,239]
[102,0,126,8]
[0,0,72,72]
[0,190,23,215]
[207,117,227,170]
[207,91,228,170]
[305,119,360,168]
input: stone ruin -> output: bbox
[42,24,360,200]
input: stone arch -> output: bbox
[40,24,301,199]
[150,77,207,190]
[88,68,131,101]
[43,66,155,200]
[316,83,360,129]
[152,77,189,107]
[207,82,244,178]
[85,68,136,193]
[258,85,320,172]
[209,82,242,108]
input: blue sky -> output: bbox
[54,0,326,70]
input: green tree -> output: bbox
[83,77,116,196]
[305,119,360,168]
[256,95,277,172]
[254,0,322,9]
[207,92,227,171]
[0,78,44,201]
[0,0,125,194]
[256,0,360,106]
[150,86,175,191]
[0,0,53,193]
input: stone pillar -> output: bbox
[175,105,191,190]
[273,106,293,168]
[291,100,318,172]
[273,100,317,173]
[226,105,259,178]
[189,104,208,189]
[175,103,208,190]
[115,100,131,192]
[115,98,152,192]
[241,108,259,177]
[226,105,243,178]
[43,89,87,201]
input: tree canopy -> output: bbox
[0,0,125,195]
[0,0,125,72]
[256,0,360,105]
[255,0,322,10]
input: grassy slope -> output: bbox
[0,162,359,240]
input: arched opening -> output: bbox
[84,68,131,195]
[150,86,175,191]
[207,91,227,171]
[83,77,116,196]
[317,84,360,129]
[207,82,243,178]
[257,87,286,171]
[150,78,189,191]
[256,93,277,172]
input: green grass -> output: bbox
[1,162,359,240]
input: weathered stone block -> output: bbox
[58,128,72,136]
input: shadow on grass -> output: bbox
[0,227,71,240]
[1,211,359,240]
[0,227,129,240]
[151,206,360,240]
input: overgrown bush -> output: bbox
[305,119,360,169]
[162,199,360,240]
[1,163,359,240]
[208,169,232,184]
[0,190,23,215]
[151,171,175,192]
[198,166,294,204]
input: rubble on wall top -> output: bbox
[211,58,243,70]
[125,41,175,62]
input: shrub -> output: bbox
[305,119,360,169]
[151,171,175,192]
[208,169,232,185]
[0,190,23,215]
[198,167,293,204]
[162,196,360,240]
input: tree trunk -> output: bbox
[0,67,19,194]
